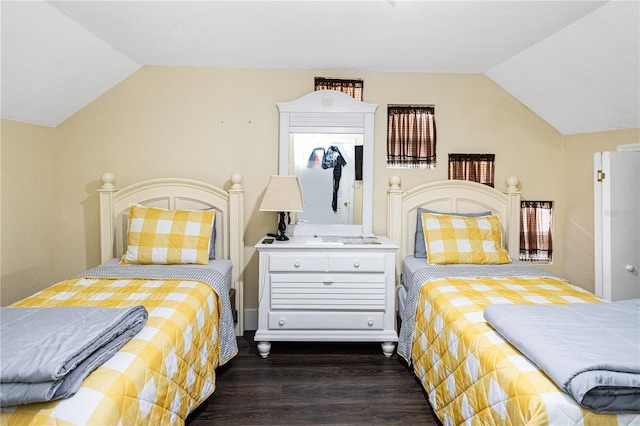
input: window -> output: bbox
[520,201,553,263]
[387,105,437,169]
[314,77,363,101]
[448,153,495,187]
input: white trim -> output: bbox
[244,308,258,331]
[617,143,640,152]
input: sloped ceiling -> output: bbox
[1,1,638,135]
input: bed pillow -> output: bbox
[121,204,216,265]
[122,207,217,260]
[421,212,511,265]
[414,208,491,258]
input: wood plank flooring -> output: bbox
[186,332,442,425]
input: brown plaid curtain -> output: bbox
[448,153,495,187]
[520,200,553,262]
[314,77,363,101]
[387,105,437,169]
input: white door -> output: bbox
[594,151,640,301]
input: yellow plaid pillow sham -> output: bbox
[421,212,511,264]
[121,204,215,265]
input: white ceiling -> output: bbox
[1,1,638,135]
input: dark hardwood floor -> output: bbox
[186,332,442,425]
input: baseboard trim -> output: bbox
[244,308,257,331]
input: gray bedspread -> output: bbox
[484,299,640,413]
[0,305,147,406]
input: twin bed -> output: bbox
[387,176,639,425]
[1,173,244,425]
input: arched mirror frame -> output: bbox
[278,90,378,236]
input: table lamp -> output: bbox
[259,175,304,241]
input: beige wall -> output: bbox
[1,119,56,304]
[2,65,635,315]
[562,128,640,293]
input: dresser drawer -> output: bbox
[328,254,386,272]
[268,311,385,330]
[271,274,386,310]
[269,252,387,273]
[268,254,327,272]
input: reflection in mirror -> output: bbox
[290,133,363,227]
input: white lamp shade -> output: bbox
[259,175,305,212]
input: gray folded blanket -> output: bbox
[0,305,148,406]
[484,299,640,413]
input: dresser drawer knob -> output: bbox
[368,320,374,327]
[353,261,360,268]
[323,279,334,285]
[294,261,301,268]
[278,320,285,327]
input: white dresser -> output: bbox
[254,235,398,358]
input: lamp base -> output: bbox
[276,211,289,241]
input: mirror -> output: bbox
[278,90,377,236]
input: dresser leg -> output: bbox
[257,341,271,358]
[381,341,395,358]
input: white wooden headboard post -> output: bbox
[387,175,403,284]
[228,173,245,336]
[504,176,522,261]
[99,172,117,264]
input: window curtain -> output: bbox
[448,153,495,187]
[520,200,553,262]
[387,105,437,169]
[314,77,363,101]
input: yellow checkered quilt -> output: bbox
[411,276,638,425]
[1,277,222,425]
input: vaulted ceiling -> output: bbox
[2,1,638,135]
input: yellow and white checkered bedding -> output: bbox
[1,276,223,425]
[411,276,640,425]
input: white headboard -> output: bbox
[97,172,245,335]
[387,176,521,282]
